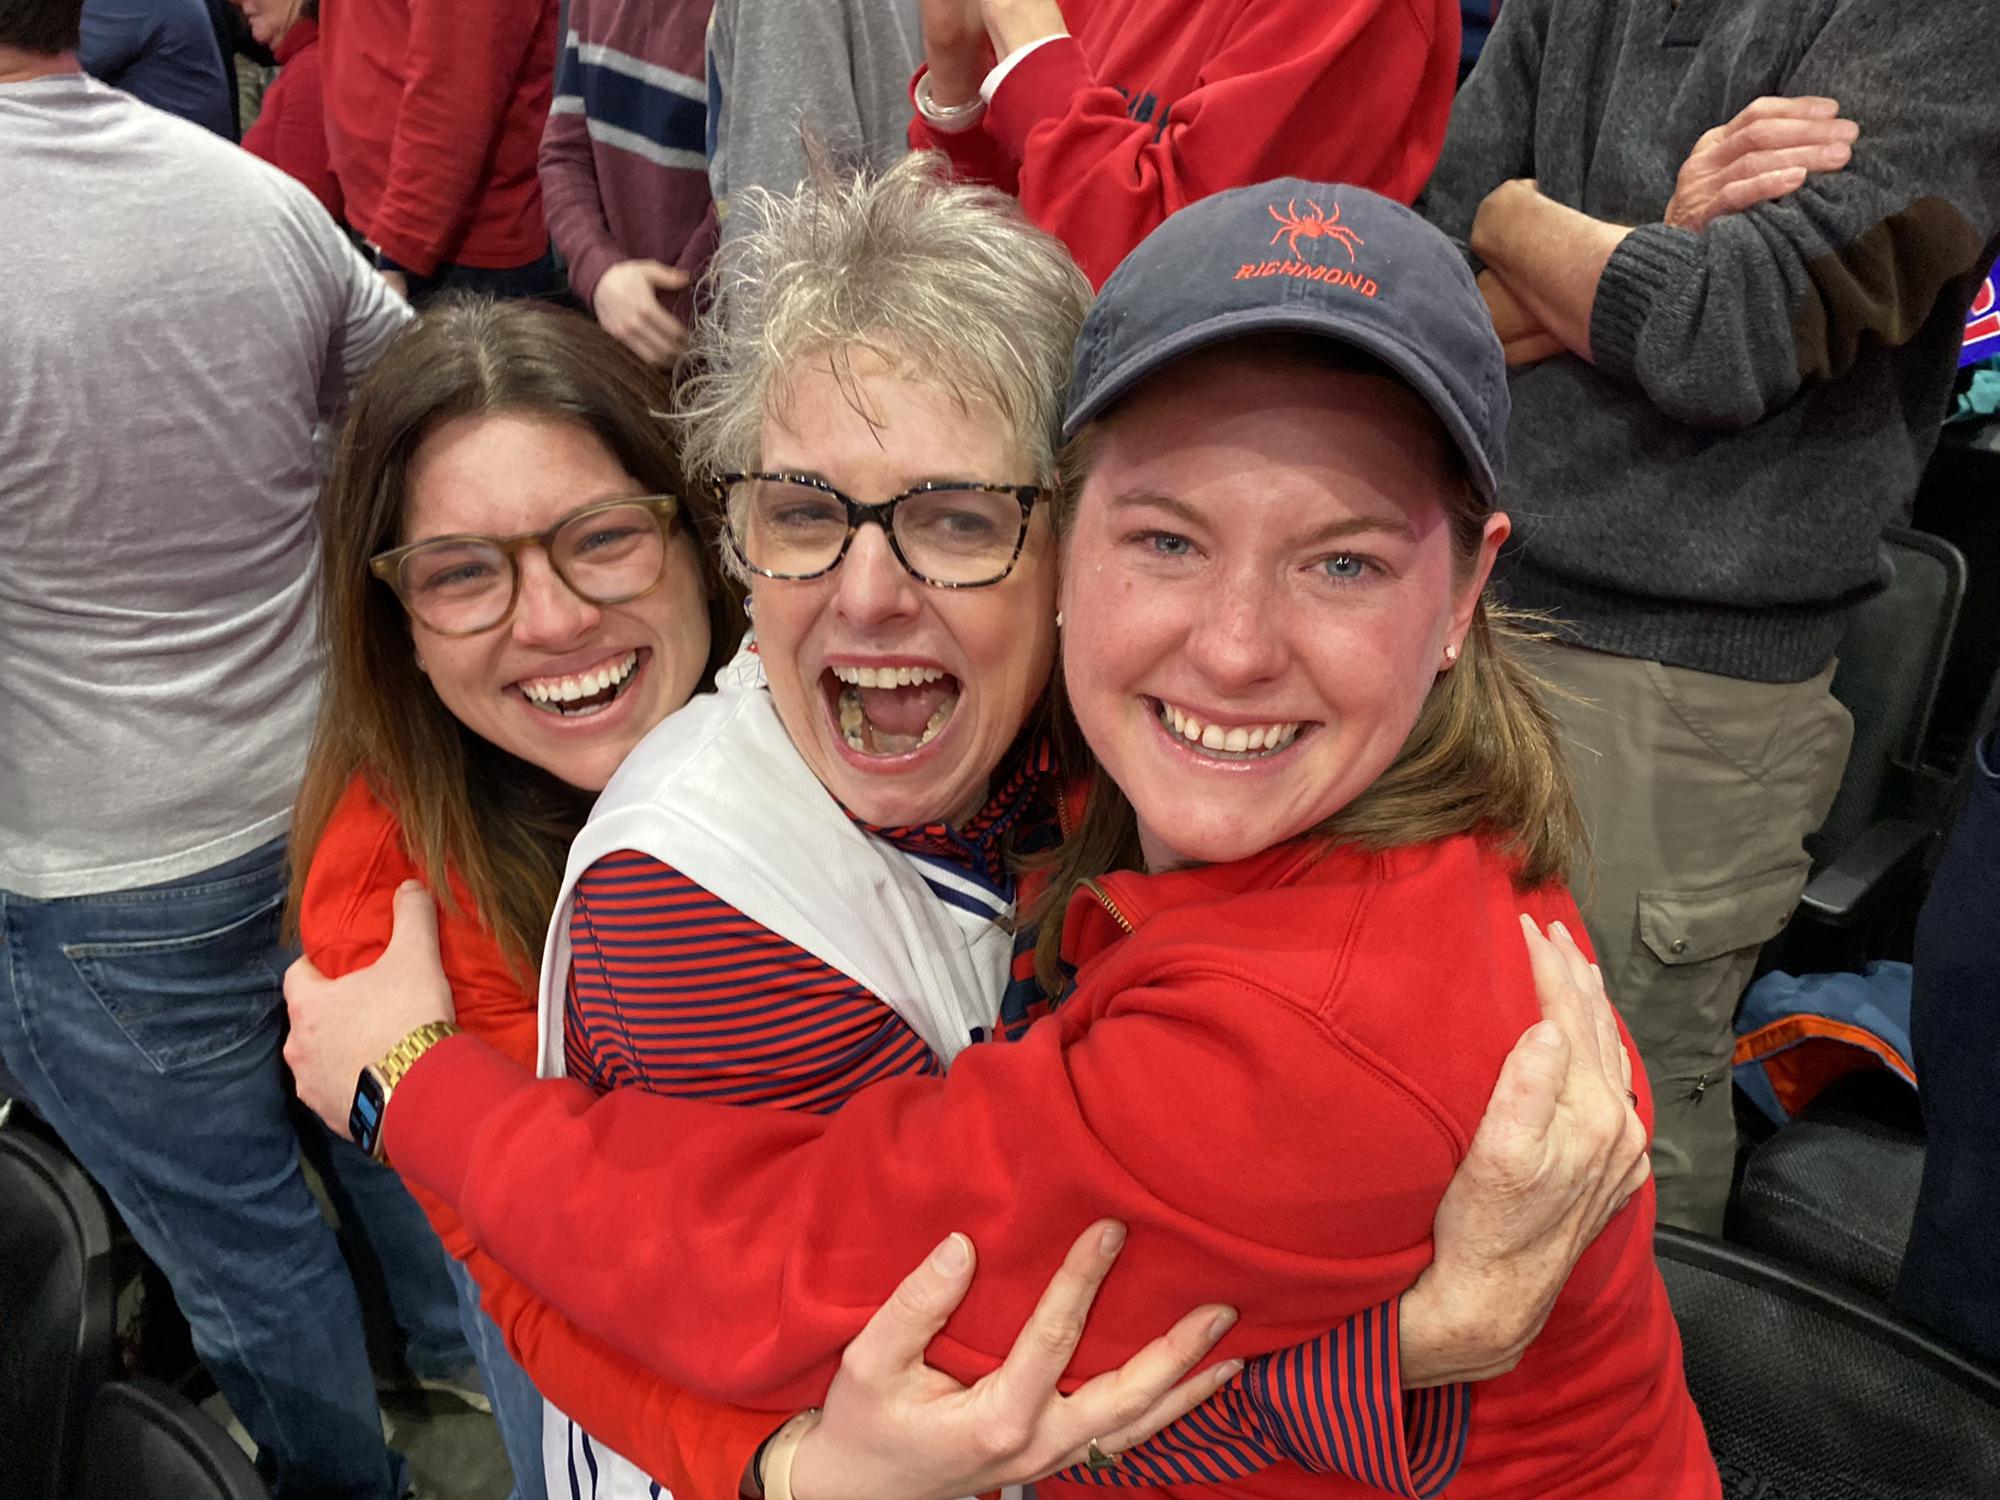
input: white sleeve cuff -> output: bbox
[981,33,1070,104]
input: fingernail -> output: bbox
[931,1233,970,1275]
[399,880,425,896]
[1551,920,1571,942]
[1215,1359,1245,1382]
[1530,1020,1563,1049]
[1205,1307,1238,1343]
[1099,1221,1127,1257]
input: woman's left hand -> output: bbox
[283,881,458,1138]
[783,1220,1241,1500]
[1397,918,1650,1386]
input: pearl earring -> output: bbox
[1055,610,1065,629]
[1442,643,1460,667]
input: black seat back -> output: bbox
[0,1127,119,1500]
[1658,1226,2000,1499]
[1813,527,1967,863]
[72,1377,270,1500]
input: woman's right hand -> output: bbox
[1398,918,1652,1387]
[770,1221,1242,1500]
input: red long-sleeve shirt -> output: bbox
[320,0,555,274]
[907,0,1459,287]
[390,833,1721,1499]
[241,20,341,221]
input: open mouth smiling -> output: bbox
[516,649,646,718]
[1150,696,1314,761]
[822,662,963,756]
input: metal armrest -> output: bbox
[1798,818,1933,926]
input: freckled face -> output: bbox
[400,412,713,793]
[1059,346,1507,871]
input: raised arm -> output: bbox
[967,0,1458,285]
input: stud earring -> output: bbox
[1442,643,1460,668]
[1055,610,1065,629]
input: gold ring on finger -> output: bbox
[1086,1438,1123,1471]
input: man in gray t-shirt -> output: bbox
[0,6,448,1496]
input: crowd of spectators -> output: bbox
[4,0,1999,1497]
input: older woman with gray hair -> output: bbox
[285,152,1649,1500]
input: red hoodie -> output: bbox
[390,832,1720,1499]
[908,0,1459,287]
[320,0,555,274]
[241,19,341,221]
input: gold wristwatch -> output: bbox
[349,1020,462,1164]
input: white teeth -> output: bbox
[1155,700,1302,758]
[521,651,639,708]
[830,664,947,689]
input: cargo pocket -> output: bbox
[62,889,287,1075]
[1635,866,1807,1094]
[1638,865,1806,968]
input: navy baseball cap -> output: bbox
[1063,180,1509,504]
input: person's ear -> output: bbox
[1447,510,1511,651]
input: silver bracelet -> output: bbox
[915,70,987,126]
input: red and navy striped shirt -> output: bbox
[562,752,1468,1496]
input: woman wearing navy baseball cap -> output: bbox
[289,174,1716,1499]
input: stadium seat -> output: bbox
[71,1377,269,1500]
[0,1126,120,1500]
[1792,527,1967,940]
[1731,1075,1924,1301]
[1657,1226,2000,1499]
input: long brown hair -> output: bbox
[288,298,745,976]
[1029,361,1585,994]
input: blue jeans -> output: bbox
[0,838,430,1500]
[445,1256,550,1500]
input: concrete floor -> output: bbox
[202,1384,517,1500]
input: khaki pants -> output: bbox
[1522,641,1853,1233]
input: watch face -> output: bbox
[350,1068,389,1158]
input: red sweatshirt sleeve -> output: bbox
[386,962,1461,1414]
[367,0,544,274]
[907,69,1022,196]
[975,0,1459,286]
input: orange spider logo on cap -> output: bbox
[1268,199,1364,262]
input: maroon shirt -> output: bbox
[538,0,715,314]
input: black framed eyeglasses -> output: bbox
[369,495,683,636]
[717,473,1042,588]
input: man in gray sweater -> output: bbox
[1421,0,2000,1232]
[0,4,458,1495]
